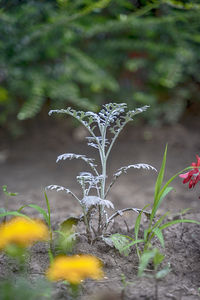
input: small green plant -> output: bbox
[0,186,29,221]
[18,193,52,241]
[17,192,56,261]
[138,248,170,300]
[47,103,156,242]
[138,145,199,255]
[120,273,132,299]
[0,276,52,300]
[17,192,76,260]
[1,185,18,222]
[111,145,200,257]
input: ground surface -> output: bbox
[0,115,200,299]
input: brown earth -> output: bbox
[0,115,200,299]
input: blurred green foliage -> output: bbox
[0,0,200,133]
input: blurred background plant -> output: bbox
[0,0,200,136]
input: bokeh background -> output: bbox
[0,0,200,137]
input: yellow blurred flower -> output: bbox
[0,217,49,249]
[46,255,104,284]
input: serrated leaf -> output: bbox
[81,196,114,209]
[111,234,132,256]
[114,164,157,177]
[102,236,114,247]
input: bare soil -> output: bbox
[0,116,200,299]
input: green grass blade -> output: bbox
[135,211,142,241]
[150,164,192,221]
[158,166,192,202]
[0,211,31,219]
[154,145,168,201]
[151,145,168,221]
[180,208,191,215]
[18,204,49,226]
[138,250,156,277]
[160,219,200,231]
[151,187,173,220]
[152,212,169,231]
[153,227,165,248]
[122,239,144,250]
[44,192,51,228]
[134,205,149,258]
[28,204,49,226]
[135,205,150,240]
[18,205,28,212]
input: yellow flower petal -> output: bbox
[0,217,49,249]
[46,255,104,284]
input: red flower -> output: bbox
[179,155,200,189]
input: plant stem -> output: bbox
[69,283,80,299]
[82,206,92,242]
[155,278,158,300]
[3,195,8,223]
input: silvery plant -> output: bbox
[47,103,156,242]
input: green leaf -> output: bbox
[153,227,165,248]
[135,210,142,241]
[2,185,7,193]
[138,248,165,276]
[159,219,200,231]
[60,217,79,233]
[153,187,173,218]
[44,192,51,228]
[157,166,193,207]
[54,230,76,254]
[151,145,168,221]
[134,205,149,257]
[28,204,49,225]
[155,266,171,279]
[5,244,26,258]
[111,233,133,256]
[153,249,164,267]
[152,212,169,231]
[135,205,150,240]
[154,145,167,200]
[0,211,30,219]
[138,250,156,277]
[179,208,191,215]
[2,185,18,197]
[18,204,49,226]
[121,238,144,252]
